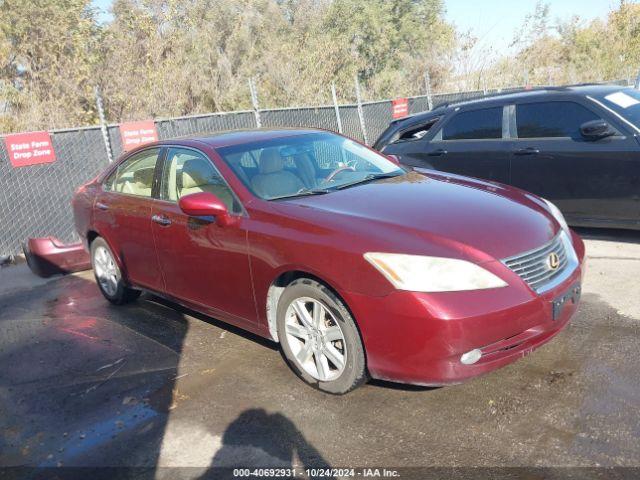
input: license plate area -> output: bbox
[552,282,581,321]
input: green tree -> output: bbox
[0,0,101,132]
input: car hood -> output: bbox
[272,171,558,262]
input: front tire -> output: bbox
[90,237,140,305]
[276,278,367,394]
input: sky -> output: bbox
[91,0,626,57]
[444,0,623,58]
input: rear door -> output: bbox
[397,106,511,184]
[94,147,164,291]
[510,99,640,225]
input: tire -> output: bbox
[90,237,141,305]
[276,278,367,394]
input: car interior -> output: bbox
[225,147,325,199]
[167,151,239,212]
[112,166,155,197]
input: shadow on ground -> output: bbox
[0,273,330,479]
[573,226,640,244]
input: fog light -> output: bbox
[460,349,482,365]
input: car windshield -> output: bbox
[594,88,640,129]
[216,132,405,200]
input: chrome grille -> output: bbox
[502,234,569,293]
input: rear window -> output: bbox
[442,108,502,140]
[516,101,600,139]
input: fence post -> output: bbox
[354,75,368,145]
[424,70,433,110]
[248,78,262,128]
[94,86,113,164]
[635,68,640,90]
[481,73,488,95]
[331,83,343,134]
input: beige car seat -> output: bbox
[293,152,318,188]
[178,157,235,210]
[121,167,154,196]
[251,149,304,198]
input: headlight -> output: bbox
[542,199,570,234]
[363,252,508,293]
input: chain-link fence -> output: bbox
[0,80,633,257]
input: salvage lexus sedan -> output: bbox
[72,128,585,394]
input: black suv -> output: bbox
[375,85,640,230]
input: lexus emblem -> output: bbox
[548,252,560,270]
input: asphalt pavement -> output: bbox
[0,228,639,479]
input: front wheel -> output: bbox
[90,237,140,305]
[276,278,367,394]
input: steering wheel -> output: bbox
[324,165,356,183]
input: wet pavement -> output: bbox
[0,228,639,478]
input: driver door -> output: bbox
[151,146,256,322]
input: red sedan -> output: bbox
[72,128,585,394]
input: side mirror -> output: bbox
[580,120,616,140]
[178,192,231,226]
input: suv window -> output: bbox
[441,107,502,140]
[104,148,160,198]
[396,117,440,142]
[516,101,600,139]
[160,147,241,213]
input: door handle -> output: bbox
[514,147,540,156]
[151,214,172,226]
[96,202,109,211]
[428,149,448,156]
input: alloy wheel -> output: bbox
[93,246,119,297]
[284,297,347,382]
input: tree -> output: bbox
[0,0,101,132]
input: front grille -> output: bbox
[502,234,569,293]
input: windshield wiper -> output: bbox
[334,171,404,190]
[268,172,404,199]
[268,188,332,201]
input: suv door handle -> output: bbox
[428,149,448,156]
[514,147,540,156]
[96,202,109,211]
[151,214,171,226]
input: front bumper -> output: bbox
[344,232,586,385]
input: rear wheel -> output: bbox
[277,278,367,394]
[90,237,140,305]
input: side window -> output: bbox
[395,117,440,142]
[161,147,240,214]
[516,101,600,139]
[441,107,502,140]
[103,148,160,198]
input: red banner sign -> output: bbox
[392,98,409,119]
[119,120,158,151]
[4,131,56,167]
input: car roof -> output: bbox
[155,127,327,150]
[396,84,631,125]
